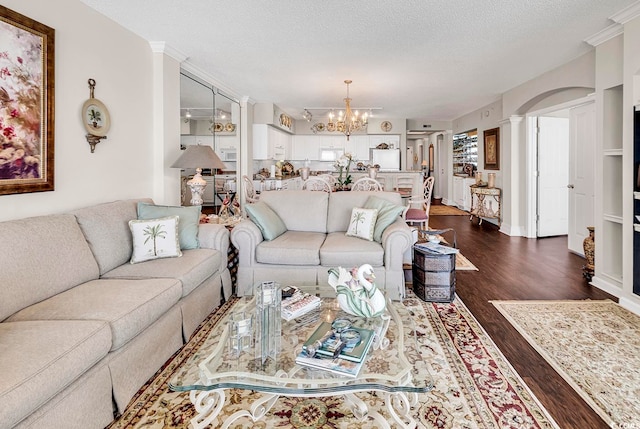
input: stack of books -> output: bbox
[294,321,375,378]
[414,241,459,255]
[281,287,322,321]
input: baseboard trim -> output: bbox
[499,223,526,237]
[619,296,640,317]
[591,276,622,297]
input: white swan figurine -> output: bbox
[328,264,386,318]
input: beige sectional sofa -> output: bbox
[0,199,231,429]
[231,190,412,300]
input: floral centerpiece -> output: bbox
[334,153,353,190]
[327,264,386,318]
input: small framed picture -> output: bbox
[484,127,500,170]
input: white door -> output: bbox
[568,102,596,254]
[537,116,569,237]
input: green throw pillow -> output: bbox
[137,202,201,250]
[364,195,406,242]
[245,201,287,241]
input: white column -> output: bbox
[499,115,525,236]
[150,42,186,205]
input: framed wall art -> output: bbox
[483,127,500,170]
[0,6,55,195]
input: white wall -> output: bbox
[0,0,155,222]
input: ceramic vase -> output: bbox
[488,173,496,188]
[583,226,595,281]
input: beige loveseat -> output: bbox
[0,199,231,429]
[231,190,412,300]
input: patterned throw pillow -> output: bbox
[129,216,182,264]
[346,208,379,241]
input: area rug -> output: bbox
[430,205,469,216]
[491,300,640,428]
[109,294,558,429]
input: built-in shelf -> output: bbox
[604,214,623,224]
[603,149,623,156]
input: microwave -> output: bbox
[219,149,237,161]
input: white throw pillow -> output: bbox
[129,215,182,264]
[346,208,379,241]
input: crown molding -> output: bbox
[148,41,188,63]
[610,0,640,24]
[180,60,240,102]
[240,96,256,105]
[584,23,623,47]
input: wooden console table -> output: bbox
[469,185,501,226]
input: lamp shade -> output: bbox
[171,144,227,170]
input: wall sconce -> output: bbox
[81,78,110,153]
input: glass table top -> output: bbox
[170,289,434,396]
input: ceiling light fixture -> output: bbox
[328,80,368,140]
[302,109,313,122]
[185,109,192,119]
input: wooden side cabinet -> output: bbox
[469,185,501,226]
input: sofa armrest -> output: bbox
[381,219,413,270]
[230,220,263,268]
[198,224,230,270]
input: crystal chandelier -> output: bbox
[327,80,368,140]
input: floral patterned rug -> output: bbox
[491,300,640,428]
[108,294,558,429]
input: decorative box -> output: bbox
[412,229,457,303]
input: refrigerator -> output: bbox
[370,149,400,171]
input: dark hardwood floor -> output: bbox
[427,214,615,429]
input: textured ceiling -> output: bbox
[81,0,636,121]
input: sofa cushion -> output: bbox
[245,201,287,241]
[320,232,384,267]
[137,202,201,249]
[256,231,326,265]
[327,191,403,233]
[102,248,220,297]
[364,195,407,242]
[0,214,100,321]
[346,207,378,241]
[71,199,153,275]
[7,278,181,351]
[0,320,111,428]
[260,190,329,233]
[129,216,182,263]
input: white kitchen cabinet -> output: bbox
[345,135,371,162]
[292,135,320,160]
[253,124,291,160]
[453,176,475,211]
[320,135,346,150]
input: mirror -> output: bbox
[179,71,241,211]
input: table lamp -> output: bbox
[171,144,227,205]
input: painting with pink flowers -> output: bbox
[0,6,54,195]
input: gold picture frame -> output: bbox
[483,127,500,170]
[0,6,55,195]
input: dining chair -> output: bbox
[302,177,332,192]
[404,176,435,230]
[242,175,260,203]
[317,174,337,189]
[394,175,415,202]
[351,177,384,191]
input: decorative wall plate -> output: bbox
[381,121,392,132]
[214,122,224,132]
[82,97,110,137]
[225,123,236,132]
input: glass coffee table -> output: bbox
[170,286,434,428]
